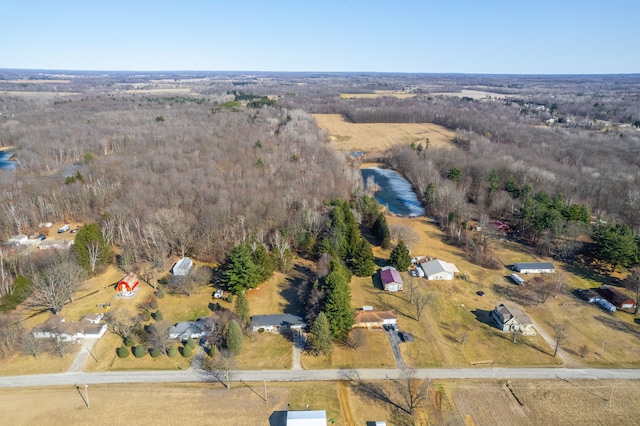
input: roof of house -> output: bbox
[287,410,327,426]
[380,266,403,285]
[169,321,205,339]
[513,262,554,270]
[420,259,459,276]
[598,285,636,307]
[493,303,532,326]
[354,309,398,324]
[172,257,193,276]
[250,314,305,328]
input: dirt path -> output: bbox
[337,381,356,426]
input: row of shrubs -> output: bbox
[117,336,197,359]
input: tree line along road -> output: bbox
[2,367,640,388]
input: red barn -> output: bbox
[117,272,139,293]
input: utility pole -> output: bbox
[600,339,606,358]
[607,382,616,405]
[264,379,268,402]
[84,384,90,408]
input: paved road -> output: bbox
[2,367,640,389]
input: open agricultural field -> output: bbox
[0,382,344,426]
[313,113,456,154]
[340,90,416,99]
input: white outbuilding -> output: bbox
[286,410,327,426]
[513,262,555,274]
[172,257,193,276]
[420,259,459,280]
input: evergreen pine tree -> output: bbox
[325,276,354,339]
[310,311,333,355]
[351,237,375,277]
[72,222,110,274]
[225,320,244,355]
[372,213,391,249]
[221,243,261,293]
[389,239,412,271]
[234,291,250,325]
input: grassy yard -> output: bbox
[235,332,292,370]
[301,330,396,369]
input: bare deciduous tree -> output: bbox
[20,332,42,359]
[30,254,86,313]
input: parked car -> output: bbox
[476,290,485,297]
[70,228,79,233]
[39,235,46,241]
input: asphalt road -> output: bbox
[2,367,640,388]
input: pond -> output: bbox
[0,151,17,171]
[361,167,425,217]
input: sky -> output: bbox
[2,0,639,74]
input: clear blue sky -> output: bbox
[2,0,638,74]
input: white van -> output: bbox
[57,224,70,233]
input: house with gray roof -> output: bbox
[250,314,306,332]
[420,259,459,280]
[171,257,193,276]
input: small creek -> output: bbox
[361,167,425,217]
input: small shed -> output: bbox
[420,259,459,281]
[172,257,193,276]
[286,410,326,426]
[117,272,139,293]
[513,262,555,274]
[380,266,403,292]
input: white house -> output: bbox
[286,410,327,426]
[171,257,193,276]
[513,262,555,274]
[420,259,459,280]
[490,304,536,336]
[169,317,214,340]
[32,314,107,342]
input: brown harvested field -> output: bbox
[340,91,416,99]
[429,89,509,99]
[313,113,456,154]
[0,382,344,426]
[451,379,640,425]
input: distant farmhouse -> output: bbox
[380,266,403,292]
[490,303,536,336]
[420,259,459,280]
[513,262,555,274]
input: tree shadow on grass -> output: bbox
[281,264,312,315]
[561,259,616,288]
[491,283,538,307]
[594,314,640,338]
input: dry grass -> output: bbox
[0,91,78,97]
[5,80,71,84]
[0,382,342,426]
[451,379,640,425]
[340,91,416,99]
[235,332,292,370]
[313,113,456,154]
[301,331,396,369]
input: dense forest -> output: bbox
[1,70,640,305]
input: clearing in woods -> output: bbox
[313,113,456,154]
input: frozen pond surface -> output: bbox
[361,167,425,217]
